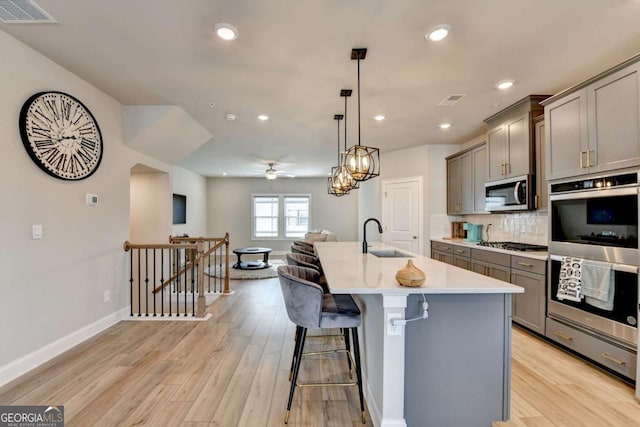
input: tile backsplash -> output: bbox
[431,212,549,245]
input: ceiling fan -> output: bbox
[263,162,294,180]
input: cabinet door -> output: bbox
[545,89,589,180]
[432,250,454,265]
[534,119,548,210]
[460,151,473,214]
[488,264,510,282]
[471,259,489,276]
[511,269,546,335]
[486,124,507,181]
[453,255,471,270]
[472,144,487,213]
[447,156,461,214]
[505,113,530,177]
[587,63,640,173]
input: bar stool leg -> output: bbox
[289,326,303,381]
[285,327,307,424]
[351,327,366,424]
[343,328,352,377]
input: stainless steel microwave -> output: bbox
[484,175,531,212]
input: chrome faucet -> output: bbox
[363,218,383,253]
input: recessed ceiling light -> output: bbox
[215,23,238,41]
[496,80,515,90]
[426,25,451,42]
[439,122,451,129]
[373,114,385,121]
[258,114,269,121]
[222,172,227,176]
[225,113,236,121]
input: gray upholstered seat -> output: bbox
[291,243,315,257]
[277,264,365,423]
[285,252,326,287]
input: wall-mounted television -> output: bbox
[173,193,187,225]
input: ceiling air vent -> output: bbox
[0,0,56,23]
[438,94,466,106]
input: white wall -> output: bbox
[357,145,460,253]
[0,30,171,382]
[130,170,172,243]
[207,177,358,252]
[172,166,207,237]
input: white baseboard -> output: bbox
[0,306,129,388]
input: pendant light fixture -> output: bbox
[331,89,358,193]
[327,114,349,196]
[344,48,380,182]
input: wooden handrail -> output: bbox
[123,241,197,251]
[152,239,226,294]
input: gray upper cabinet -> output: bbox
[473,144,487,212]
[446,142,487,215]
[544,60,640,180]
[485,96,548,182]
[534,117,547,210]
[447,155,461,214]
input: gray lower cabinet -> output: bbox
[470,248,511,282]
[510,255,546,335]
[452,245,471,270]
[432,250,453,265]
[433,243,548,334]
[471,259,510,282]
[431,241,455,265]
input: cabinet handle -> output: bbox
[587,150,594,167]
[534,194,540,209]
[517,262,534,268]
[505,163,510,175]
[554,331,574,341]
[579,151,586,168]
[455,249,464,253]
[601,353,626,366]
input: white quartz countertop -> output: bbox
[315,242,524,295]
[430,238,549,261]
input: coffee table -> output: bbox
[232,247,272,270]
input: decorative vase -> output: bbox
[396,259,426,287]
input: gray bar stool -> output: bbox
[286,252,325,278]
[277,265,365,424]
[291,243,315,257]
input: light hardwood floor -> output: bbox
[1,277,639,427]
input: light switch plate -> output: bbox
[32,224,43,239]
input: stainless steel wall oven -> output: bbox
[548,171,639,349]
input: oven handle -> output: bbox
[549,254,639,274]
[550,186,638,201]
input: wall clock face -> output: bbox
[19,91,103,180]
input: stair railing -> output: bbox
[123,233,230,318]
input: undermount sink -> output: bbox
[369,249,413,258]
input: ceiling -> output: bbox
[3,0,640,178]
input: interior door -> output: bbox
[381,177,422,254]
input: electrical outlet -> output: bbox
[103,290,110,303]
[386,313,403,336]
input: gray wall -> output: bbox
[206,177,359,252]
[0,29,172,374]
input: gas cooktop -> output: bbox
[476,241,548,252]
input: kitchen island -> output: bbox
[314,241,523,427]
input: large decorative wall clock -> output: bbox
[19,91,103,180]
